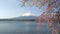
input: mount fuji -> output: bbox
[0,12,37,21]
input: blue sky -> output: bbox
[0,0,47,19]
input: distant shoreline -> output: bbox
[0,19,36,21]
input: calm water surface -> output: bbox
[0,21,52,34]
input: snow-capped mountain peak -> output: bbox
[22,12,34,16]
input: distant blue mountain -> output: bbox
[0,16,37,21]
[14,16,37,19]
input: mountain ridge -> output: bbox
[0,16,37,21]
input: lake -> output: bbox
[0,21,52,34]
